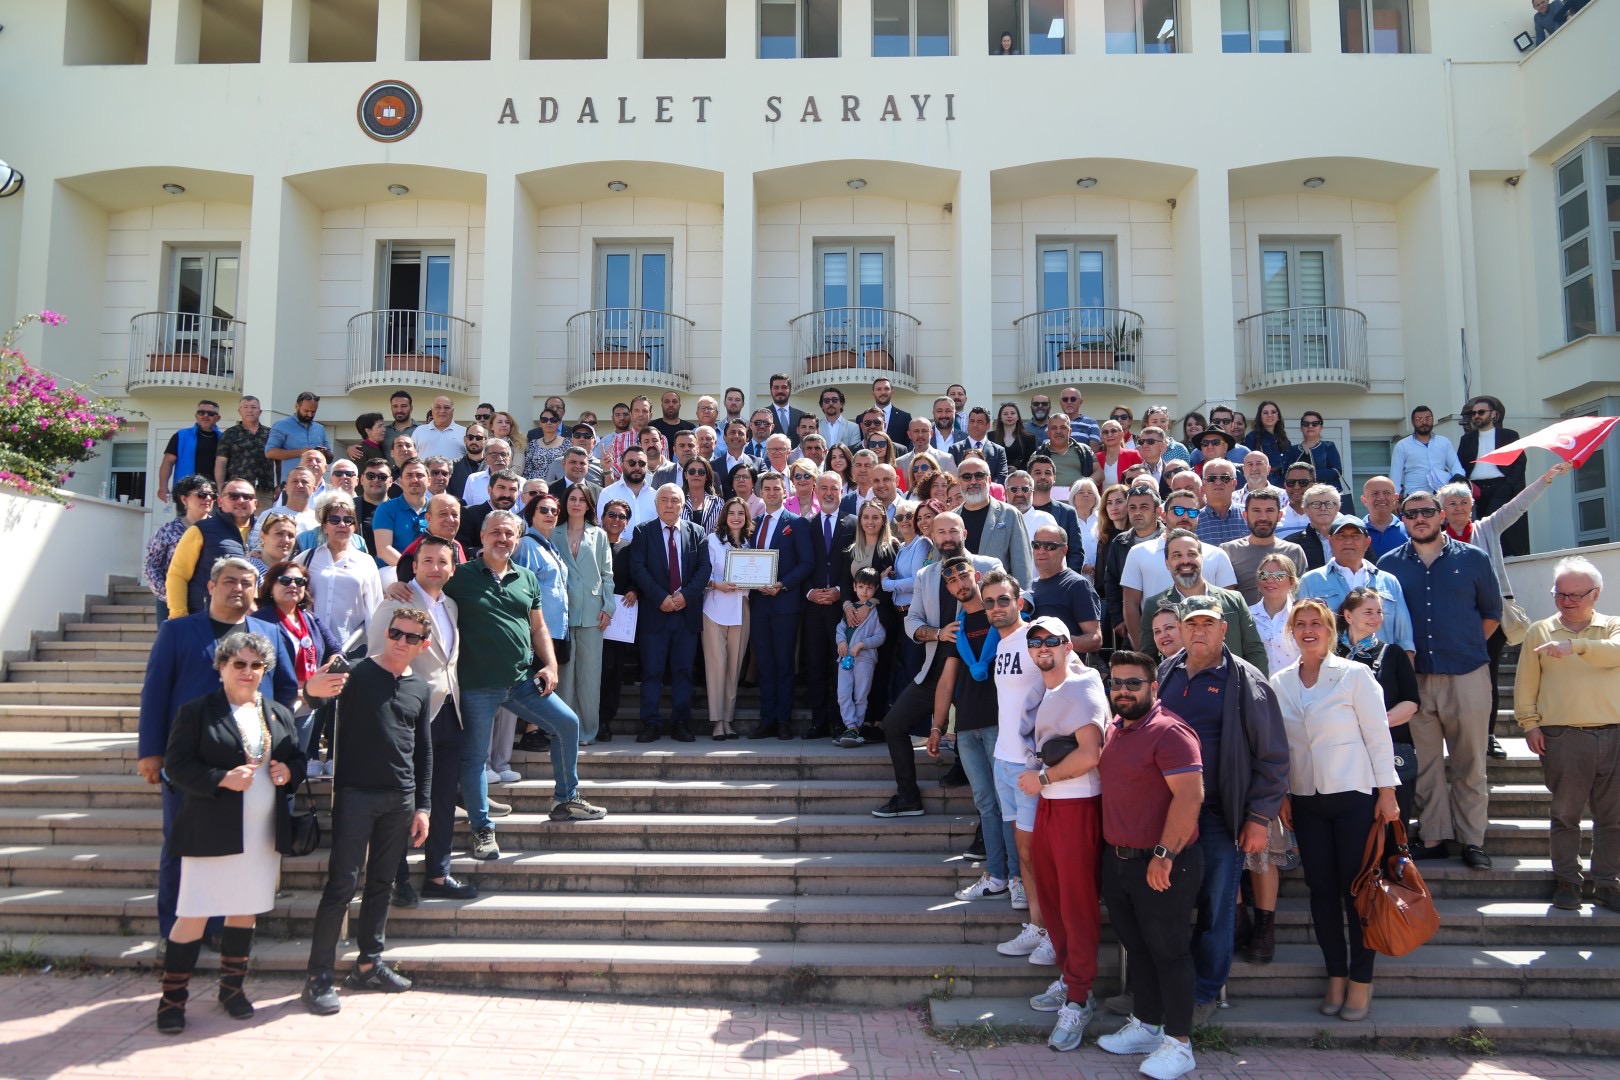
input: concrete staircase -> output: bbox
[0,579,1615,1043]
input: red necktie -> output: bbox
[666,526,681,593]
[757,514,769,548]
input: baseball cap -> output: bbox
[1027,616,1070,640]
[1177,595,1224,622]
[571,423,596,438]
[1329,514,1368,535]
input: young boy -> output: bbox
[834,568,887,747]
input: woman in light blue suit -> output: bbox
[553,483,616,744]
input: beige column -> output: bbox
[719,169,757,397]
[492,0,532,61]
[607,0,643,60]
[842,0,873,58]
[480,175,539,410]
[242,178,322,410]
[1170,170,1236,407]
[377,0,422,62]
[954,168,993,406]
[260,0,311,63]
[147,0,202,65]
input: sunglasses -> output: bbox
[332,471,357,479]
[685,470,707,478]
[1256,570,1292,582]
[1106,677,1150,691]
[959,472,989,482]
[1170,506,1200,518]
[227,659,267,672]
[429,469,452,478]
[863,419,883,427]
[1204,475,1235,484]
[1283,479,1313,488]
[1110,414,1130,422]
[275,575,308,588]
[1138,438,1162,446]
[476,413,494,422]
[386,627,428,645]
[1031,540,1065,551]
[467,434,487,442]
[894,513,913,522]
[223,492,255,501]
[1402,507,1440,519]
[984,595,1020,608]
[189,490,217,500]
[541,416,561,423]
[364,472,389,481]
[196,410,219,418]
[1028,635,1070,649]
[535,505,560,516]
[1200,440,1227,449]
[1008,484,1032,493]
[1469,409,1492,417]
[1301,419,1323,427]
[914,462,934,472]
[326,515,356,526]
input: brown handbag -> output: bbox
[1350,819,1440,957]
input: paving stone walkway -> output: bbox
[1,973,1616,1079]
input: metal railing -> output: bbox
[565,307,694,393]
[1012,306,1145,392]
[789,306,920,391]
[1237,305,1369,392]
[126,312,245,393]
[346,309,475,394]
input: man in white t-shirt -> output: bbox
[1018,615,1109,1052]
[1119,489,1236,651]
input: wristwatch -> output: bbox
[1037,768,1051,788]
[1152,845,1174,861]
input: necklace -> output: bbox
[239,694,271,767]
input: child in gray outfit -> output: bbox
[835,568,887,747]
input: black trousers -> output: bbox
[308,788,414,977]
[1473,477,1528,556]
[1485,626,1507,739]
[1101,844,1204,1038]
[880,648,949,805]
[600,639,631,737]
[800,602,845,733]
[1292,789,1378,983]
[397,699,461,885]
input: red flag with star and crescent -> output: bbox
[1476,416,1620,468]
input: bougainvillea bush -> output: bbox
[0,312,125,503]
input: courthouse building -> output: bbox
[0,0,1616,548]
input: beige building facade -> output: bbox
[0,0,1616,546]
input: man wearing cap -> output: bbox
[265,392,331,484]
[1297,515,1415,655]
[1114,594,1286,1026]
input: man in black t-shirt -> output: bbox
[1028,523,1103,656]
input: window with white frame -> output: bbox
[1349,437,1392,515]
[1571,406,1613,545]
[165,247,241,372]
[986,0,1066,54]
[1033,241,1117,369]
[1105,0,1179,53]
[810,243,896,366]
[593,244,675,372]
[873,0,952,56]
[759,0,838,57]
[1221,0,1293,52]
[1339,0,1411,53]
[373,243,456,367]
[1554,140,1620,343]
[110,442,149,507]
[1258,240,1337,371]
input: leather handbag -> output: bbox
[282,775,322,857]
[1350,819,1439,957]
[1039,734,1079,768]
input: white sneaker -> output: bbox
[1047,997,1093,1052]
[996,922,1045,956]
[1029,975,1068,1012]
[1009,878,1028,910]
[484,767,501,784]
[306,760,323,779]
[1098,1015,1165,1056]
[954,873,1009,901]
[496,769,521,783]
[1139,1034,1196,1079]
[1029,934,1058,966]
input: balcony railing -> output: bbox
[346,309,475,395]
[1013,307,1145,393]
[1237,306,1370,393]
[126,312,245,393]
[788,306,920,392]
[565,307,694,393]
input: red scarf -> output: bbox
[279,608,318,685]
[1445,521,1474,544]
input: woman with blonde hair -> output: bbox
[489,410,526,458]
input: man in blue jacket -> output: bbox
[137,557,328,947]
[629,485,713,742]
[748,471,814,739]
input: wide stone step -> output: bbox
[7,662,150,684]
[0,706,139,734]
[34,642,154,664]
[60,622,157,644]
[85,605,155,624]
[0,684,142,707]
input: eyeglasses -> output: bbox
[1028,635,1071,649]
[984,595,1019,608]
[332,471,357,479]
[862,418,883,427]
[1304,500,1338,511]
[1552,587,1598,602]
[386,627,428,645]
[1008,484,1032,493]
[1283,479,1313,488]
[1300,419,1323,427]
[325,515,356,526]
[1170,506,1200,519]
[959,471,989,482]
[1031,540,1065,551]
[223,492,255,502]
[603,511,629,521]
[1256,570,1292,583]
[1105,677,1150,691]
[942,569,976,581]
[685,469,707,478]
[1205,475,1235,484]
[196,409,219,418]
[364,472,389,481]
[224,658,268,674]
[1401,507,1440,519]
[894,513,913,522]
[1200,439,1227,448]
[275,575,308,588]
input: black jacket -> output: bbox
[164,689,305,858]
[1458,426,1526,490]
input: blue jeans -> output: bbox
[957,727,1017,881]
[460,680,581,831]
[1192,809,1244,1004]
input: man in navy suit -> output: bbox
[950,406,1010,483]
[137,557,324,944]
[748,471,814,739]
[872,376,913,447]
[800,472,858,739]
[711,419,758,500]
[767,372,813,448]
[629,484,712,742]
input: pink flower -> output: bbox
[39,310,65,327]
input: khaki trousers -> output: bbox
[1542,724,1620,890]
[702,611,750,729]
[1411,666,1492,848]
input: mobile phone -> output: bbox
[327,654,351,674]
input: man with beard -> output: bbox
[768,372,812,447]
[1389,405,1465,499]
[446,423,488,501]
[1027,456,1086,573]
[455,473,520,562]
[1380,491,1500,869]
[874,512,1003,818]
[897,417,948,479]
[1119,490,1238,653]
[649,390,695,449]
[950,407,1010,483]
[598,447,659,528]
[461,436,515,507]
[603,396,652,481]
[930,397,960,455]
[592,402,634,477]
[947,384,970,439]
[745,408,775,459]
[266,392,330,484]
[1458,394,1528,557]
[1025,393,1053,438]
[165,478,258,618]
[956,451,1033,587]
[1102,485,1164,649]
[379,391,417,459]
[1218,488,1305,604]
[1028,524,1102,655]
[723,387,747,430]
[817,387,862,450]
[1142,531,1268,671]
[357,459,392,557]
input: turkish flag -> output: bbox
[1476,416,1620,468]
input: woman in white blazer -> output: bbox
[1272,598,1400,1024]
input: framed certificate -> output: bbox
[725,548,779,589]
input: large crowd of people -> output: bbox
[135,379,1618,1075]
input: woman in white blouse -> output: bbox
[1272,598,1400,1024]
[1249,552,1300,675]
[701,498,753,740]
[295,493,382,646]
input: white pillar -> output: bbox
[954,169,993,406]
[719,169,757,398]
[956,0,987,54]
[842,0,873,58]
[243,179,322,412]
[262,0,311,63]
[492,0,531,61]
[480,175,539,411]
[607,0,642,60]
[377,0,422,62]
[1171,170,1236,407]
[148,0,202,65]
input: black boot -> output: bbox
[156,937,203,1034]
[1233,902,1253,953]
[217,926,256,1019]
[1248,909,1276,965]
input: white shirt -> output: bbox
[1330,559,1371,591]
[411,579,456,655]
[1249,599,1300,675]
[461,470,493,507]
[992,624,1048,767]
[1277,504,1312,538]
[1019,507,1059,537]
[300,543,383,644]
[1119,535,1238,602]
[703,534,746,626]
[598,479,659,529]
[411,421,468,462]
[931,427,956,453]
[756,509,782,547]
[1077,512,1099,568]
[1470,427,1504,480]
[250,503,318,550]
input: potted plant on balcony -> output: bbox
[147,350,208,374]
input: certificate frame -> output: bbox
[724,548,779,590]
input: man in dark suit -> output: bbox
[800,471,858,739]
[628,484,713,742]
[748,471,814,739]
[767,372,812,448]
[872,376,913,446]
[712,418,758,500]
[950,406,1010,483]
[137,556,316,946]
[1457,395,1528,557]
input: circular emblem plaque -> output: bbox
[358,80,423,143]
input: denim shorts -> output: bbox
[993,757,1040,831]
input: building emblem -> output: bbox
[358,80,423,142]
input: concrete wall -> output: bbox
[1504,543,1620,625]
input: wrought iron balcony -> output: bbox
[789,306,920,393]
[126,312,245,394]
[1237,306,1370,393]
[566,307,694,393]
[346,309,475,395]
[1013,307,1145,393]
